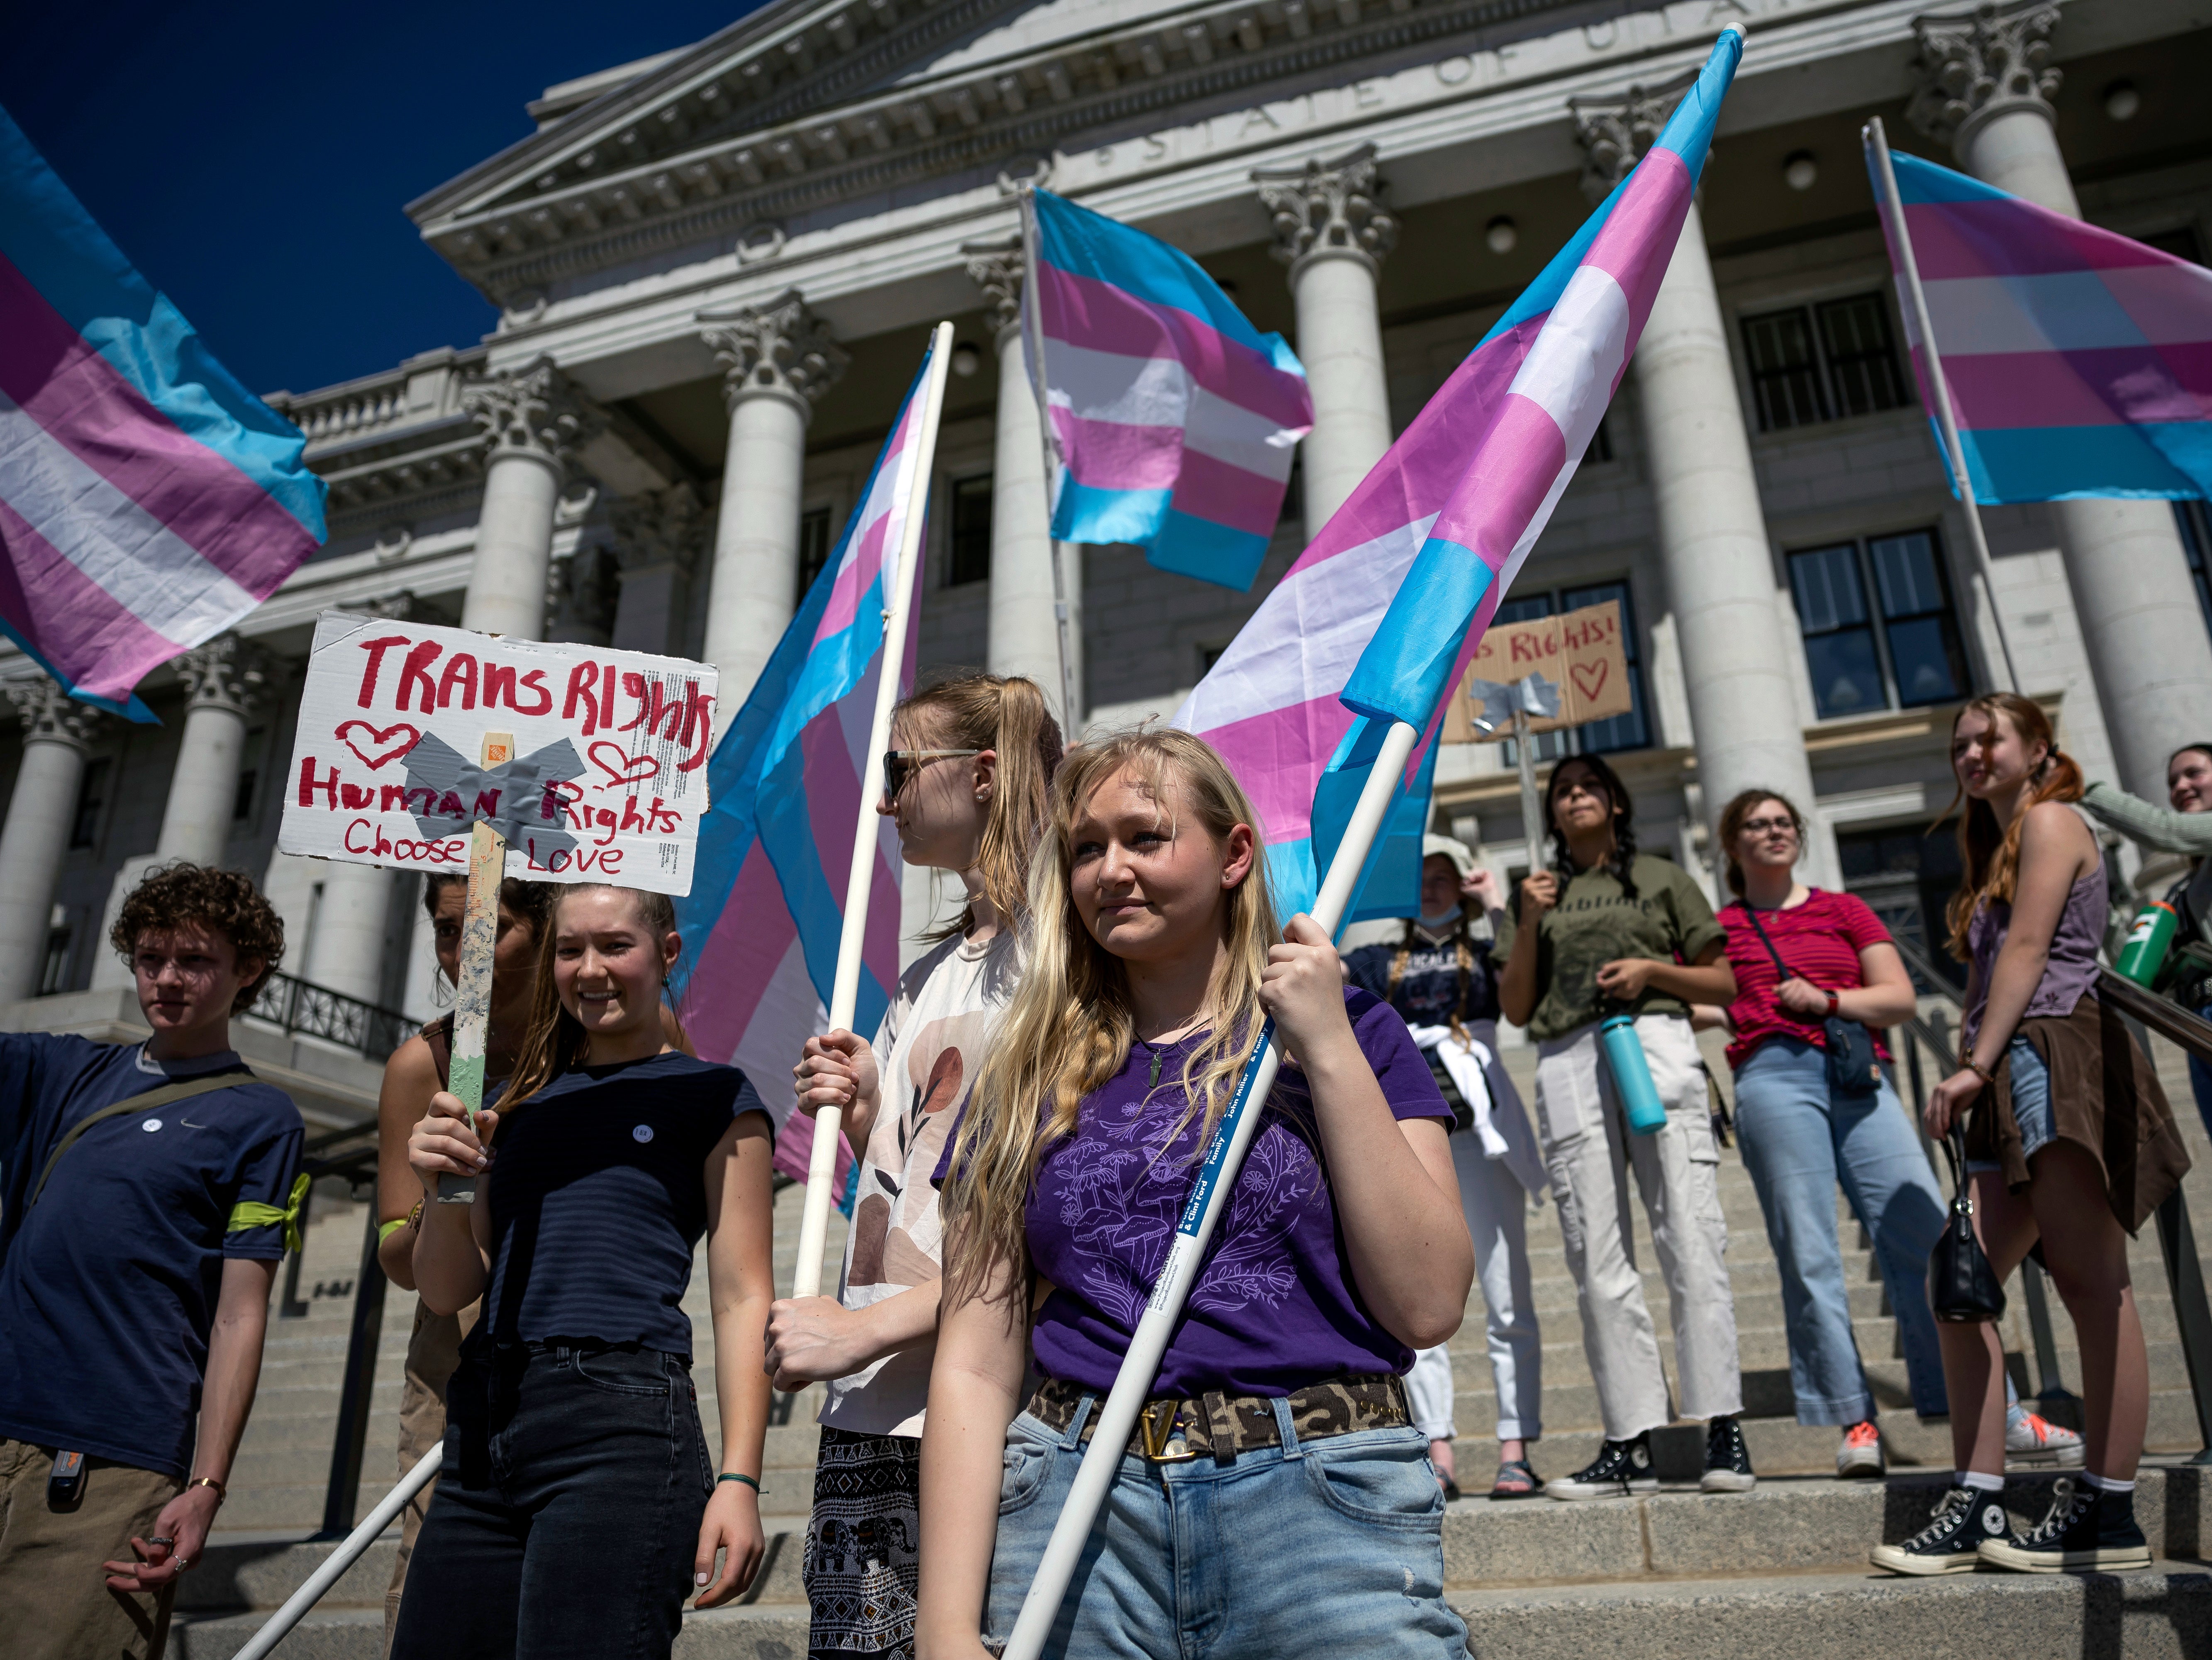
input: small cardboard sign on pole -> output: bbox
[1446,599,1633,744]
[278,611,717,1200]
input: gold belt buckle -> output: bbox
[1138,1400,1199,1462]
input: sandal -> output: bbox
[1489,1457,1540,1500]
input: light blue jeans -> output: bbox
[983,1396,1467,1659]
[1732,1039,1950,1423]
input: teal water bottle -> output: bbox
[2117,899,2178,987]
[1599,1006,1667,1135]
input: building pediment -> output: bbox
[409,0,1593,305]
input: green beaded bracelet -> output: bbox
[717,1472,762,1494]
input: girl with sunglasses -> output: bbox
[773,672,1062,1660]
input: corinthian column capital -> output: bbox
[1907,0,2063,154]
[461,357,604,472]
[6,677,104,751]
[174,633,271,717]
[1254,144,1397,280]
[1570,67,1700,205]
[698,290,849,417]
[610,483,712,574]
[962,239,1025,348]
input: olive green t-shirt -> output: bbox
[1494,853,1727,1043]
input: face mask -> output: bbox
[1418,908,1462,932]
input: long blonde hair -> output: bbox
[896,672,1063,940]
[940,729,1279,1306]
[1934,693,2085,958]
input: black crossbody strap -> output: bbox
[29,1071,254,1208]
[1739,901,1794,986]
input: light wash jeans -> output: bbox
[1732,1038,1949,1423]
[1405,1130,1545,1443]
[1533,1013,1742,1440]
[983,1397,1466,1660]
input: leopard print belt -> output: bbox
[1024,1372,1410,1464]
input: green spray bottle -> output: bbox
[2117,900,2179,987]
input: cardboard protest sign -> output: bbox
[278,610,717,896]
[1445,599,1633,743]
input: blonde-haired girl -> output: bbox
[1873,694,2187,1577]
[915,729,1473,1660]
[772,672,1061,1660]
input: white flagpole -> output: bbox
[793,321,957,1301]
[999,717,1421,1660]
[1019,187,1083,730]
[1865,117,2022,694]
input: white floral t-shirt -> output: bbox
[818,927,1019,1437]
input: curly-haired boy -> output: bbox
[0,862,304,1660]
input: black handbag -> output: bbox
[1741,901,1882,1095]
[1929,1122,2006,1323]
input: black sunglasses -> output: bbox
[881,749,981,798]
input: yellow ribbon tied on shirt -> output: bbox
[228,1172,312,1255]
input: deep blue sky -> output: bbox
[3,1,767,397]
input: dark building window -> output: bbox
[1584,417,1613,466]
[1836,822,1965,992]
[2142,225,2204,266]
[68,757,110,850]
[40,925,72,996]
[796,505,835,601]
[1789,528,1966,720]
[946,474,993,587]
[1741,291,1912,432]
[1495,579,1651,764]
[2173,502,2212,642]
[234,726,266,826]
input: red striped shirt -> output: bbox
[1719,889,1894,1070]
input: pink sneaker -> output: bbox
[1836,1420,1884,1478]
[2006,1410,2085,1470]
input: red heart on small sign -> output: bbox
[335,720,422,769]
[1570,662,1610,704]
[588,742,661,791]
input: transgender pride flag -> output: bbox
[1872,144,2212,503]
[1028,189,1312,592]
[1176,28,1744,918]
[0,105,324,719]
[676,347,935,1189]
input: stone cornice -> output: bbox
[416,0,1589,303]
[1906,0,2062,153]
[175,634,273,717]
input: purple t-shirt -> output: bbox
[952,987,1451,1397]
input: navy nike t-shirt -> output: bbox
[472,1051,768,1358]
[0,1033,302,1480]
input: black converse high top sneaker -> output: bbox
[1700,1415,1756,1493]
[1543,1433,1658,1501]
[1979,1481,2151,1573]
[1870,1485,2010,1575]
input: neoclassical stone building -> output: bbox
[3,0,2210,1055]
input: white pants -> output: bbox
[1534,1014,1741,1440]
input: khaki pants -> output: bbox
[0,1439,181,1660]
[383,1299,477,1655]
[1534,1015,1743,1440]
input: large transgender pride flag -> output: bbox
[1873,145,2212,503]
[0,105,324,719]
[1029,189,1312,592]
[1176,29,1744,919]
[677,348,934,1191]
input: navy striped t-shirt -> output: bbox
[476,1051,766,1357]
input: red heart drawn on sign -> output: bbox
[335,720,422,769]
[1569,662,1610,704]
[588,742,661,791]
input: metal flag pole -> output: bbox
[999,717,1422,1660]
[230,1447,443,1660]
[1018,186,1083,731]
[1865,116,2022,694]
[792,321,957,1301]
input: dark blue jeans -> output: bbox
[390,1343,710,1660]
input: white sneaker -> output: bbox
[1836,1421,1885,1478]
[2006,1409,2085,1470]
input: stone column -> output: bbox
[302,862,396,1008]
[1911,0,2212,798]
[610,483,711,658]
[1254,144,1397,533]
[1574,82,1836,887]
[460,358,600,640]
[0,680,102,1003]
[697,292,847,719]
[154,634,270,866]
[965,240,1079,723]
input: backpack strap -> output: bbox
[29,1071,256,1209]
[421,1014,454,1091]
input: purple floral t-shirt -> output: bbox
[1000,988,1449,1398]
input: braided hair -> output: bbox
[1544,752,1638,898]
[1386,913,1481,1043]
